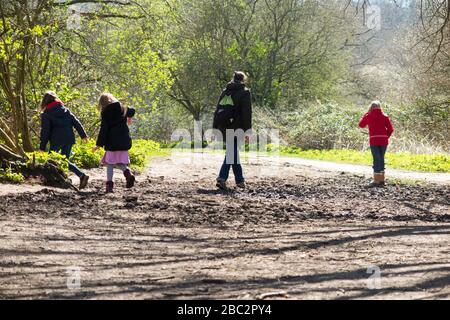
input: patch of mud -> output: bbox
[1,174,448,227]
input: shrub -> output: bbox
[255,102,449,154]
[27,139,163,174]
[129,139,162,170]
[71,139,104,169]
[26,151,69,172]
[0,168,24,184]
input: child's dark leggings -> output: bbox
[370,146,387,173]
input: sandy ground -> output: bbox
[0,151,449,300]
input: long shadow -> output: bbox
[2,224,449,298]
[303,225,450,250]
[338,271,450,300]
[19,225,414,244]
[5,262,450,300]
[47,225,450,272]
[2,225,449,270]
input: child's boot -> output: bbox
[380,171,386,186]
[106,181,114,193]
[79,174,89,190]
[123,169,135,188]
[367,173,383,188]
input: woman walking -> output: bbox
[213,71,252,190]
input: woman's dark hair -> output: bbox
[40,91,58,110]
[233,71,248,84]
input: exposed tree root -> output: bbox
[0,144,76,190]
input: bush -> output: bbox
[0,168,24,184]
[129,139,162,170]
[71,139,163,171]
[72,139,104,169]
[256,102,449,154]
[29,139,163,174]
[26,151,69,172]
[274,103,367,150]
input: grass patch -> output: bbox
[163,142,449,173]
[273,146,450,173]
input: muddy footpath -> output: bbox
[0,152,449,299]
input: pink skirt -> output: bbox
[101,151,130,165]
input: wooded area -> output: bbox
[0,0,448,159]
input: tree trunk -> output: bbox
[14,95,34,152]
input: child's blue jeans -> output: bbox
[370,145,387,173]
[50,144,85,178]
[218,137,244,184]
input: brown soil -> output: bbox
[0,152,449,300]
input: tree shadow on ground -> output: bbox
[2,224,449,299]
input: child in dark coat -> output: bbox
[359,101,394,187]
[94,93,136,193]
[39,91,89,189]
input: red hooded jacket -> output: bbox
[359,109,394,146]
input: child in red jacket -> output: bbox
[359,101,394,187]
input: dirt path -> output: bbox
[0,152,449,300]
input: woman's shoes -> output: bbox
[105,170,135,193]
[216,180,227,190]
[236,182,246,189]
[79,174,89,189]
[216,180,246,190]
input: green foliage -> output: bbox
[71,0,176,127]
[71,140,104,169]
[71,139,165,171]
[258,102,449,154]
[0,168,24,184]
[129,139,165,171]
[268,147,450,173]
[26,151,69,173]
[277,103,365,150]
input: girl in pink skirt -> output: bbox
[94,93,136,193]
